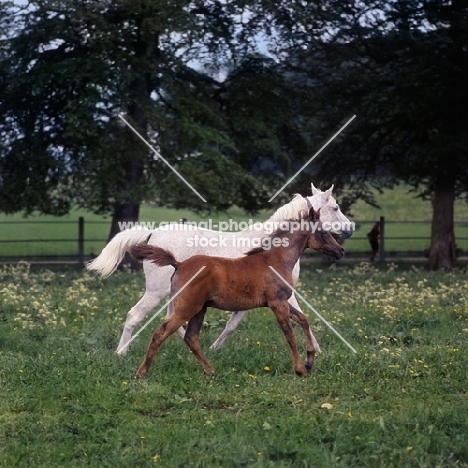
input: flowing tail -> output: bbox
[86,229,154,277]
[127,244,178,269]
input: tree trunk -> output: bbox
[107,201,141,243]
[108,186,143,273]
[107,103,146,271]
[428,179,456,270]
[106,18,156,270]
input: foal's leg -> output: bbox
[288,293,321,354]
[209,310,248,349]
[166,299,186,339]
[290,261,321,354]
[269,300,307,377]
[136,312,190,378]
[289,306,316,374]
[184,306,215,374]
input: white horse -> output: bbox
[87,183,353,355]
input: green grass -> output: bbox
[1,261,468,467]
[350,184,468,222]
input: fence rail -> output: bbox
[0,217,467,265]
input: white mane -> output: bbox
[267,194,309,223]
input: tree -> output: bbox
[1,0,309,240]
[5,0,465,271]
[217,55,314,207]
[261,0,468,269]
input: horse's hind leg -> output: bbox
[289,306,316,374]
[166,299,186,339]
[209,310,248,349]
[184,306,215,374]
[136,312,190,378]
[117,265,173,355]
[269,300,307,377]
[117,290,167,355]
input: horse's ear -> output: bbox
[311,183,320,195]
[323,185,334,203]
[306,197,313,209]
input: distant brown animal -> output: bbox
[128,207,344,378]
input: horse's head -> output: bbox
[307,183,354,239]
[305,205,345,260]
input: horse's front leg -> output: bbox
[289,306,316,374]
[269,300,307,377]
[287,293,321,354]
[209,310,248,349]
[290,261,321,354]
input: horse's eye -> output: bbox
[334,206,339,211]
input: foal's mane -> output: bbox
[244,247,266,256]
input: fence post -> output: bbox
[78,217,84,268]
[379,216,385,262]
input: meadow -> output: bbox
[1,260,467,467]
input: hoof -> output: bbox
[136,369,148,379]
[295,368,308,378]
[305,363,313,375]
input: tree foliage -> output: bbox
[257,0,468,268]
[0,0,311,229]
[1,0,467,269]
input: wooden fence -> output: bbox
[0,217,467,265]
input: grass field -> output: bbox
[1,261,467,467]
[0,185,467,258]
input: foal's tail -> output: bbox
[127,244,178,269]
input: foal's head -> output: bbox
[245,207,345,260]
[306,208,345,260]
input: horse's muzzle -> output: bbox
[335,248,345,260]
[340,231,353,240]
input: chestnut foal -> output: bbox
[128,207,344,378]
